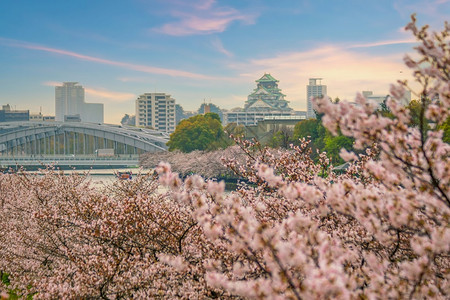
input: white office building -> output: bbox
[135,93,176,133]
[223,110,294,126]
[307,78,327,119]
[55,82,104,123]
[363,90,411,107]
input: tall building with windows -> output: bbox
[307,78,327,119]
[55,82,103,123]
[135,93,176,133]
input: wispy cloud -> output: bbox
[117,77,152,83]
[348,38,416,49]
[43,81,61,87]
[152,0,257,36]
[42,81,136,103]
[212,94,247,109]
[194,0,215,10]
[84,88,136,103]
[211,37,233,57]
[1,38,215,80]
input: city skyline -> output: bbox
[0,0,449,124]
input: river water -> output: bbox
[22,167,238,191]
[22,167,152,187]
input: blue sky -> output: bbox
[0,0,448,123]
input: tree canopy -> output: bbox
[223,122,245,139]
[293,119,320,141]
[268,126,294,149]
[293,118,353,164]
[167,113,229,152]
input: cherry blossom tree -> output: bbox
[156,15,449,299]
[0,169,230,298]
[140,146,244,179]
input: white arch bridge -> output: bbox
[0,122,169,167]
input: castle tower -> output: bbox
[244,73,291,112]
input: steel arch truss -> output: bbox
[0,122,169,156]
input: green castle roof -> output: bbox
[255,73,279,83]
[250,84,285,97]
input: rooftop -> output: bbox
[256,73,279,83]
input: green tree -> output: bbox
[436,116,450,144]
[167,113,229,152]
[406,98,434,138]
[224,122,246,139]
[407,99,422,127]
[268,126,294,149]
[120,114,136,126]
[293,119,320,141]
[324,134,354,164]
[292,118,328,160]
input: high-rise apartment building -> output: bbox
[307,78,327,119]
[55,82,104,123]
[135,93,176,133]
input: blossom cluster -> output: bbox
[140,146,244,178]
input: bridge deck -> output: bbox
[0,155,140,167]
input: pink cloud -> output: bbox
[153,1,256,36]
[84,88,136,103]
[1,38,214,80]
[348,38,416,49]
[211,37,233,57]
[194,0,215,10]
[42,81,136,103]
[42,81,61,87]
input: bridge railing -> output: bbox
[0,154,142,168]
[0,154,140,161]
